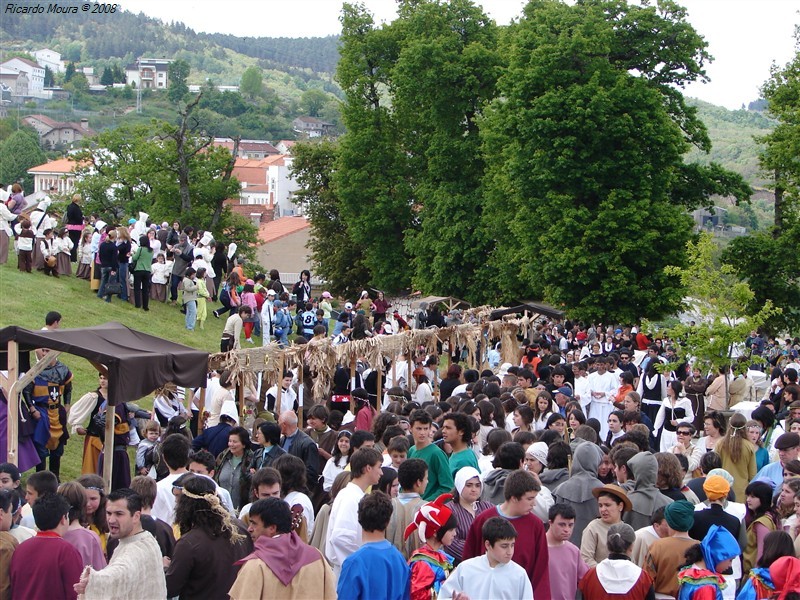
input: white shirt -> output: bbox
[588,371,617,404]
[285,490,315,537]
[438,554,533,600]
[151,472,184,525]
[325,482,365,570]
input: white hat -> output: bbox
[631,326,638,334]
[200,231,214,247]
[138,211,149,223]
[360,290,369,298]
[454,467,481,496]
[345,302,353,310]
[220,400,240,425]
[498,362,513,376]
[526,442,549,467]
[37,198,51,211]
[227,242,237,259]
[266,289,276,296]
[95,220,107,231]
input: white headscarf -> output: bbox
[454,466,481,496]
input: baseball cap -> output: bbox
[345,302,353,310]
[556,386,573,398]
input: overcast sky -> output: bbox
[121,0,798,109]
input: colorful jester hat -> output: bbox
[404,494,453,543]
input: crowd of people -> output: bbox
[7,191,800,599]
[3,309,800,599]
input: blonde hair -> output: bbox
[716,412,751,463]
[143,420,161,434]
[116,227,130,242]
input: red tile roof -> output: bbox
[24,114,59,128]
[28,157,79,174]
[258,216,310,244]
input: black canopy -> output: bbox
[489,301,565,322]
[0,323,209,405]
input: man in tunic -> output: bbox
[229,497,335,599]
[74,489,166,599]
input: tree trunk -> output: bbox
[210,137,240,229]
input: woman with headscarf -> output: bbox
[770,556,800,600]
[166,474,252,599]
[578,522,654,600]
[677,525,740,599]
[580,484,632,568]
[444,467,493,565]
[553,441,604,545]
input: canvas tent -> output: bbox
[489,300,565,322]
[0,322,209,488]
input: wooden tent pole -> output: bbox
[6,341,18,466]
[376,359,383,409]
[297,363,304,424]
[197,386,206,431]
[238,376,246,420]
[349,357,356,416]
[276,360,283,416]
[102,401,114,491]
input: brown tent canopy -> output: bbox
[0,322,209,405]
[489,300,565,322]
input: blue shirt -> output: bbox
[753,460,783,492]
[338,540,410,600]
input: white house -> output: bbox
[0,67,29,97]
[27,158,80,194]
[125,58,172,90]
[230,155,301,215]
[0,57,45,97]
[32,48,64,73]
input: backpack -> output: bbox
[274,309,291,337]
[219,284,231,306]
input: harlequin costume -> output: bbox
[404,493,455,600]
[24,361,72,476]
[677,524,740,600]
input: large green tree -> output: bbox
[291,139,370,298]
[240,66,263,99]
[393,0,501,301]
[0,129,46,192]
[724,30,800,333]
[167,59,190,103]
[480,0,749,322]
[334,3,412,292]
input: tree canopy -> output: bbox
[0,129,46,192]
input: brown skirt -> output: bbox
[76,262,91,279]
[82,435,103,475]
[151,282,167,302]
[205,275,216,299]
[56,253,71,276]
[32,240,44,270]
[0,230,8,265]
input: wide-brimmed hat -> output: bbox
[592,484,632,512]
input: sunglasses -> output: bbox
[676,431,692,436]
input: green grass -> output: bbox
[0,261,233,482]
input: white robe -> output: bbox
[83,530,166,600]
[587,371,618,439]
[438,554,534,600]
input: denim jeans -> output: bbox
[98,267,117,301]
[185,300,197,330]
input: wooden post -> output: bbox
[349,357,356,415]
[197,386,206,431]
[276,363,283,416]
[6,341,18,466]
[297,364,304,423]
[102,402,114,491]
[376,359,383,408]
[238,376,246,420]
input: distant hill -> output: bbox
[686,98,775,188]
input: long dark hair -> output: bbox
[745,481,781,529]
[76,474,107,533]
[138,235,150,250]
[175,475,243,543]
[274,454,309,495]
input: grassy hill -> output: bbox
[0,261,227,482]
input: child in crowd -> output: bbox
[136,420,161,477]
[385,436,409,470]
[676,525,740,599]
[150,253,170,302]
[195,267,210,330]
[439,517,534,600]
[240,279,258,343]
[16,219,34,272]
[405,493,456,600]
[388,459,428,559]
[40,228,58,277]
[182,267,199,331]
[75,474,109,555]
[54,227,73,276]
[337,491,411,600]
[76,229,93,279]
